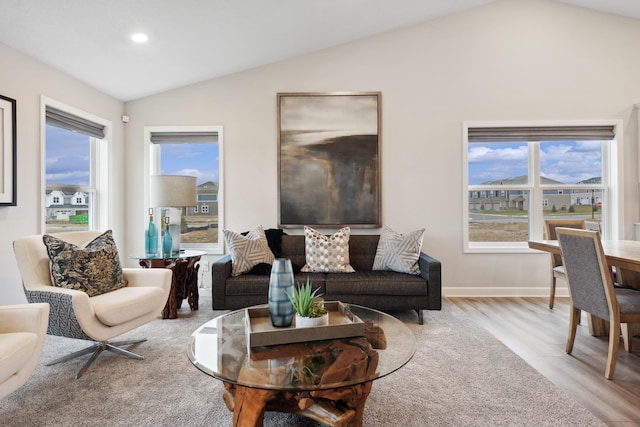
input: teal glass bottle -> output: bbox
[162,217,173,257]
[145,208,158,256]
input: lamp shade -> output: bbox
[150,175,197,207]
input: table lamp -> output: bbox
[150,175,197,256]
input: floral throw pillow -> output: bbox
[43,230,128,297]
[301,226,355,273]
[373,226,425,275]
[224,225,275,276]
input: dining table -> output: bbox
[528,239,640,337]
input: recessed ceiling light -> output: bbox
[131,33,148,43]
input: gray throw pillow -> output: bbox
[373,226,425,275]
[301,226,355,273]
[43,230,128,297]
[224,225,275,276]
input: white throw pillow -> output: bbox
[301,226,355,273]
[223,225,275,276]
[373,226,425,275]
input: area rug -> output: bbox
[0,294,605,426]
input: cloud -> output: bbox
[469,141,602,185]
[468,144,527,163]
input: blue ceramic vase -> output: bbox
[268,258,295,327]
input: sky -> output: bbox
[158,143,219,185]
[45,125,90,185]
[45,125,219,186]
[467,140,602,185]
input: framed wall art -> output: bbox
[278,92,381,228]
[0,94,16,206]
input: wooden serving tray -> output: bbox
[245,301,365,349]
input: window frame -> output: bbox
[144,125,224,255]
[41,97,111,233]
[462,120,623,253]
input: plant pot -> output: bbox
[295,312,329,328]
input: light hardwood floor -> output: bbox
[449,297,640,426]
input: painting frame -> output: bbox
[277,91,381,228]
[0,94,16,206]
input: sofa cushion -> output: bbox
[373,227,425,275]
[0,332,38,384]
[225,272,326,296]
[324,271,428,296]
[301,226,355,273]
[347,235,380,270]
[224,225,275,277]
[43,230,128,297]
[280,235,307,270]
[91,286,167,326]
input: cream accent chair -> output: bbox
[13,231,172,379]
[0,303,49,399]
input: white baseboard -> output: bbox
[443,286,569,298]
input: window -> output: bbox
[43,99,110,233]
[146,126,223,254]
[463,123,622,252]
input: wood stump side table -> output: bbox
[132,250,206,319]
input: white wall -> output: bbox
[3,0,640,304]
[124,0,640,297]
[0,43,125,304]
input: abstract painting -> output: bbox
[278,92,381,228]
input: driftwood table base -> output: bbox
[138,255,201,319]
[223,380,372,427]
[221,335,381,427]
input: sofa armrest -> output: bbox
[419,252,442,310]
[123,268,172,293]
[0,303,49,335]
[212,255,232,309]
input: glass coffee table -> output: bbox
[187,304,416,427]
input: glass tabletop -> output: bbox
[129,249,207,260]
[187,304,416,391]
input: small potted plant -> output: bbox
[285,278,328,328]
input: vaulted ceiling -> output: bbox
[0,0,638,101]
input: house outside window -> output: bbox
[147,126,223,254]
[43,99,110,233]
[463,122,622,252]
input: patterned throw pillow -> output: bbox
[373,226,425,275]
[43,230,128,297]
[224,225,275,276]
[301,226,355,273]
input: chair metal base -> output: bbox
[47,339,146,379]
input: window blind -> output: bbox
[467,125,615,142]
[45,106,105,139]
[150,131,218,144]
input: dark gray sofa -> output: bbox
[211,234,441,323]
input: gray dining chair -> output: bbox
[544,219,585,309]
[557,227,640,379]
